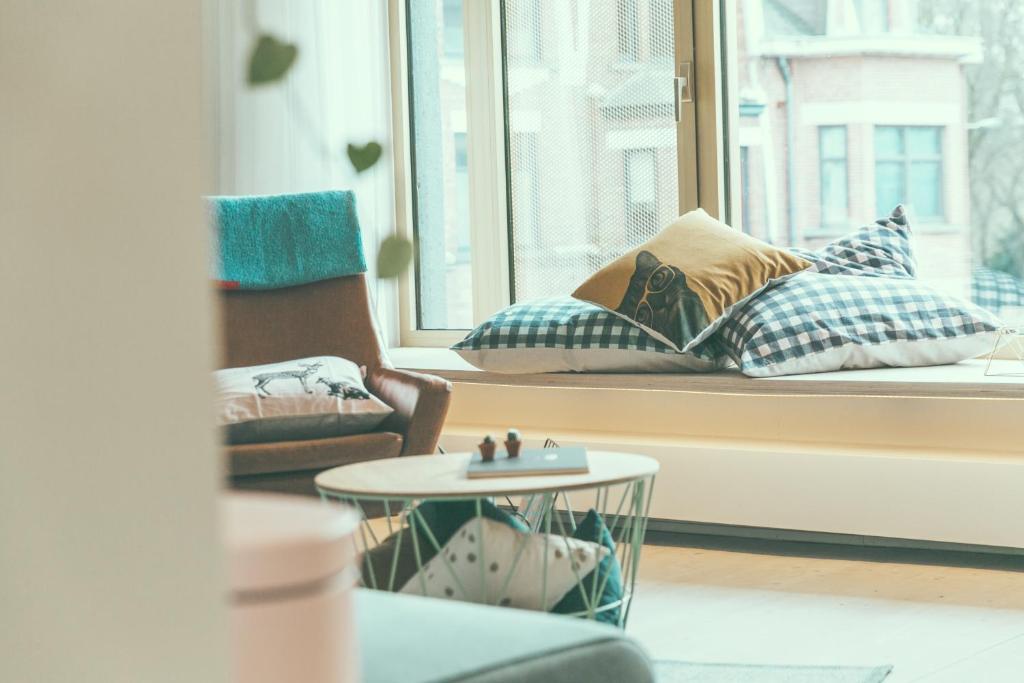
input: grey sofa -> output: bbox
[357,590,655,683]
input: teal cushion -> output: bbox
[552,509,623,624]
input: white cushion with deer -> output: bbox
[215,356,392,444]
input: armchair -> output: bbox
[219,273,452,496]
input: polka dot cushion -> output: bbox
[399,516,607,611]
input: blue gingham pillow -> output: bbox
[972,265,1024,317]
[710,272,1003,377]
[451,297,725,373]
[791,205,915,279]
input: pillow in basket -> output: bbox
[572,209,811,352]
[400,515,607,611]
[215,356,392,444]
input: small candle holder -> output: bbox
[478,435,497,462]
[504,428,522,458]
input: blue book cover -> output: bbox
[466,447,589,479]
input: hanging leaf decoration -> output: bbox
[377,236,414,279]
[248,34,298,85]
[347,141,383,173]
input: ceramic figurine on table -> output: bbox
[478,434,497,462]
[505,429,522,458]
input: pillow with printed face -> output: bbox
[400,516,607,611]
[572,209,812,352]
[792,205,916,279]
[214,356,392,444]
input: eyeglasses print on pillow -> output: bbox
[634,264,676,326]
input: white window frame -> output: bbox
[388,0,728,347]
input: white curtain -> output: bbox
[210,0,398,343]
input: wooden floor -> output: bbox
[628,536,1024,682]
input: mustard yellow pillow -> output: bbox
[572,209,812,352]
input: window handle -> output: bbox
[675,62,694,122]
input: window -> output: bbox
[740,146,752,235]
[509,132,540,248]
[853,0,891,34]
[442,0,464,58]
[625,149,658,229]
[396,0,1024,342]
[874,126,943,221]
[649,0,674,60]
[504,0,680,303]
[727,0,1020,308]
[617,0,640,62]
[506,0,542,64]
[406,0,472,330]
[819,126,849,228]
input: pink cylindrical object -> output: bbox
[223,493,361,683]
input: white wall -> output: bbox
[211,0,398,343]
[0,3,229,682]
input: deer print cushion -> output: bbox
[214,356,393,444]
[572,209,812,352]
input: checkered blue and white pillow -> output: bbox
[709,272,1003,377]
[791,205,915,279]
[451,297,725,373]
[972,265,1024,317]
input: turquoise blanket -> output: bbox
[210,190,367,289]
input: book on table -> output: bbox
[466,447,589,479]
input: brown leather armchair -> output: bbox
[219,274,452,496]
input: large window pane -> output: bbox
[407,0,472,329]
[874,161,905,217]
[910,161,942,218]
[617,0,640,62]
[729,0,1024,319]
[503,0,677,301]
[873,126,943,219]
[820,126,848,225]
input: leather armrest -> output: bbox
[368,367,452,456]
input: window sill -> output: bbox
[390,347,1024,400]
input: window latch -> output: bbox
[674,62,694,122]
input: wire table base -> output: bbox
[316,453,657,628]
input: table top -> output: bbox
[314,451,660,499]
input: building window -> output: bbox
[740,146,752,235]
[874,126,943,220]
[407,0,473,330]
[853,0,891,34]
[819,126,849,227]
[453,131,471,265]
[442,0,463,59]
[649,0,674,60]
[617,0,640,62]
[505,0,542,64]
[625,149,658,229]
[510,132,541,247]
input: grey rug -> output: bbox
[655,660,892,683]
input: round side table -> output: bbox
[315,451,658,627]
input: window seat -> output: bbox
[394,348,1024,547]
[391,347,1024,400]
